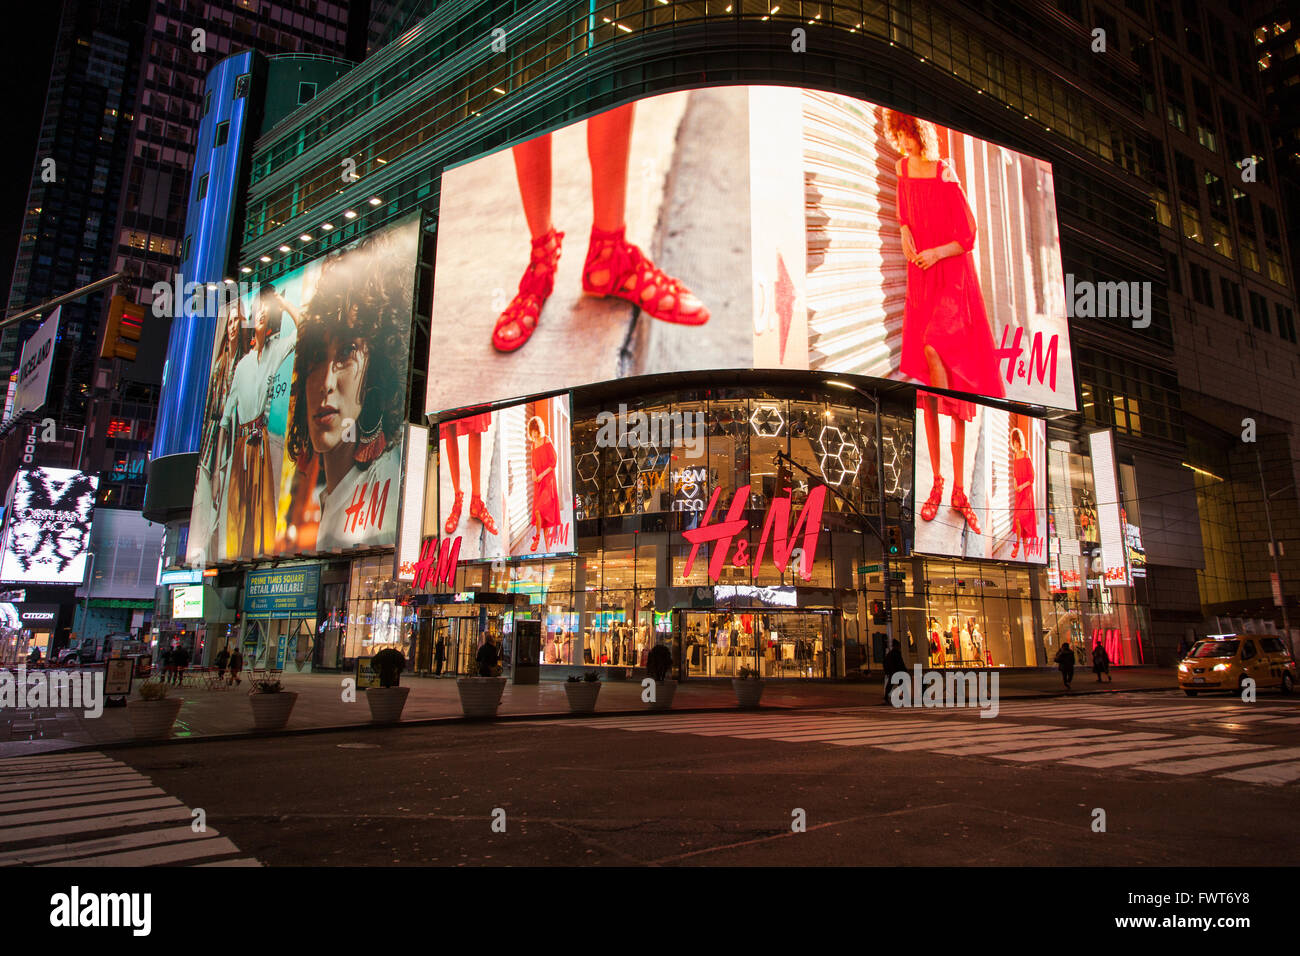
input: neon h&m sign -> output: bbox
[681,484,827,584]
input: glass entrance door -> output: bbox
[678,610,836,679]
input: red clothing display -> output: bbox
[531,438,561,529]
[898,158,1005,419]
[441,413,491,438]
[1012,454,1037,539]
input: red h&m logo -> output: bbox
[681,484,827,583]
[412,535,461,590]
[344,477,392,535]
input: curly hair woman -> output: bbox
[286,230,411,550]
[884,109,1004,538]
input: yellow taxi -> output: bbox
[1178,634,1297,696]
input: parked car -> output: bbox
[1178,634,1296,696]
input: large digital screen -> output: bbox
[0,467,99,584]
[913,390,1047,564]
[438,394,574,562]
[171,584,204,619]
[428,86,1074,415]
[187,215,420,565]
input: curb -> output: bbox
[6,682,1179,757]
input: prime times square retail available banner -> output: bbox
[438,394,575,563]
[426,85,1075,416]
[187,215,420,566]
[912,389,1047,564]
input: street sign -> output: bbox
[859,564,881,574]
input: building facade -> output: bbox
[148,0,1300,677]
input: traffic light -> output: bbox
[870,599,887,625]
[101,294,145,361]
[887,526,903,556]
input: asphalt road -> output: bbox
[5,690,1298,867]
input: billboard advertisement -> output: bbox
[171,584,204,619]
[428,86,1073,415]
[0,467,99,584]
[10,306,59,421]
[438,394,574,562]
[187,215,420,565]
[1089,429,1130,586]
[913,390,1046,563]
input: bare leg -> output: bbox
[512,136,554,239]
[922,396,940,482]
[951,418,966,488]
[588,104,633,232]
[443,435,461,495]
[467,432,483,499]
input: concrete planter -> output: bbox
[564,681,602,714]
[365,685,411,724]
[127,697,184,740]
[456,676,506,719]
[732,678,765,709]
[249,691,298,731]
[648,679,677,711]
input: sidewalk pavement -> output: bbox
[0,667,1177,756]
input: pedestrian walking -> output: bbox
[1054,641,1075,690]
[475,633,500,677]
[160,645,175,684]
[1092,641,1112,682]
[434,635,446,676]
[882,638,906,705]
[171,644,190,686]
[214,646,230,684]
[228,647,244,686]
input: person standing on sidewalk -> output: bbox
[214,645,230,684]
[171,644,190,686]
[229,647,244,686]
[882,639,906,705]
[1092,641,1112,682]
[1054,641,1075,690]
[476,633,500,677]
[434,635,446,676]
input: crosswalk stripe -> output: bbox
[0,806,195,844]
[0,767,142,787]
[1132,747,1300,775]
[43,836,243,868]
[0,797,181,830]
[1219,761,1300,784]
[1072,741,1249,767]
[723,721,932,740]
[872,725,1064,751]
[991,733,1173,762]
[0,758,117,775]
[196,858,262,867]
[1,786,164,814]
[0,826,218,866]
[2,772,145,795]
[1267,716,1300,725]
[766,721,1045,743]
[933,728,1118,755]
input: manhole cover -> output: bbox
[337,743,380,750]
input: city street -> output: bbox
[2,690,1297,867]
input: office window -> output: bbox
[1249,292,1270,331]
[214,121,229,148]
[234,72,251,99]
[195,173,208,202]
[298,82,318,105]
[1277,305,1297,343]
[1165,253,1183,294]
[1219,277,1243,320]
[1188,263,1214,306]
[204,90,212,116]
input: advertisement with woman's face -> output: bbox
[439,394,574,563]
[186,215,420,565]
[913,390,1047,564]
[428,85,1074,416]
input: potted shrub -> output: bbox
[732,665,765,709]
[564,671,601,714]
[366,648,410,724]
[456,672,507,719]
[248,677,298,731]
[646,644,676,710]
[127,681,184,740]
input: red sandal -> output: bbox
[470,495,498,535]
[444,490,464,535]
[951,486,981,535]
[919,475,944,522]
[492,228,563,352]
[581,225,709,325]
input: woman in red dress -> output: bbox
[491,102,709,352]
[1010,427,1037,559]
[440,413,498,536]
[528,416,561,551]
[885,110,1004,536]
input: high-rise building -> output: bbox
[148,0,1300,675]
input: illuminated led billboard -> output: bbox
[187,215,420,565]
[0,468,99,585]
[429,86,1074,415]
